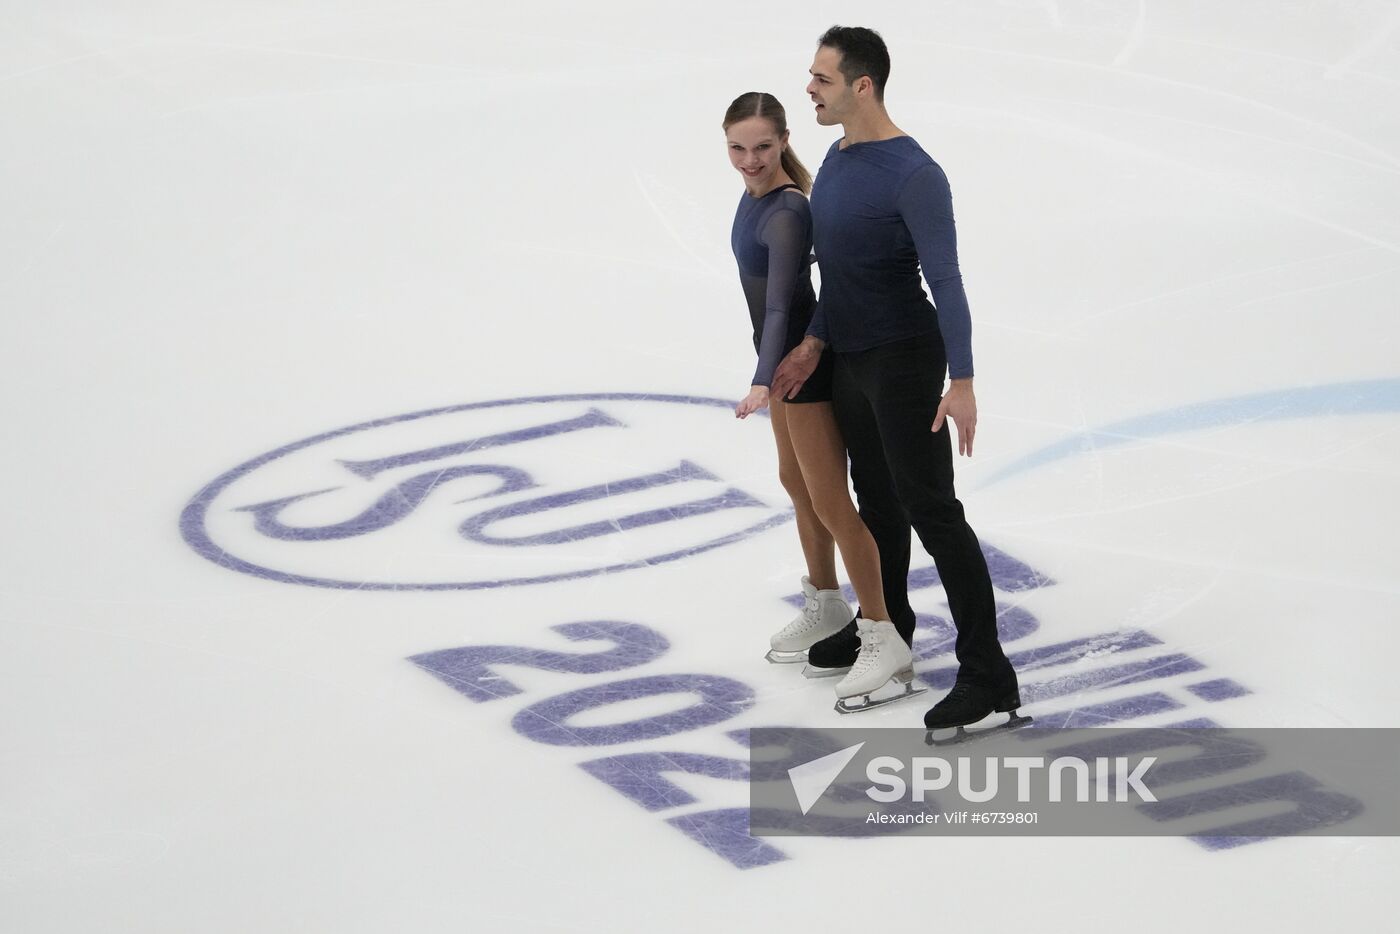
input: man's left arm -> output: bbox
[896,162,979,456]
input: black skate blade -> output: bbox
[923,712,1033,746]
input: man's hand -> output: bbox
[931,378,978,456]
[771,336,825,401]
[735,385,769,419]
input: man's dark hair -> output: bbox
[818,25,891,100]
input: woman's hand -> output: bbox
[735,385,770,419]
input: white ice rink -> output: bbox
[4,1,1400,930]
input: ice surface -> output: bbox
[2,2,1398,931]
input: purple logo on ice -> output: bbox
[180,393,789,590]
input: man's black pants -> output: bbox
[831,330,1017,690]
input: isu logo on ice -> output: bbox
[180,393,789,590]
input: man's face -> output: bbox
[806,45,854,126]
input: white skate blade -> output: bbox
[764,648,808,664]
[802,663,851,679]
[924,712,1034,745]
[833,680,928,715]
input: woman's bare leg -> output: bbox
[769,397,837,589]
[785,402,890,621]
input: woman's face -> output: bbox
[726,116,786,189]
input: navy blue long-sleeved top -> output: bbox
[731,185,817,388]
[807,136,975,378]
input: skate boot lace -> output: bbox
[778,593,822,639]
[849,625,882,676]
[937,683,977,711]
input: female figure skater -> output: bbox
[725,92,921,712]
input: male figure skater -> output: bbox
[772,25,1024,730]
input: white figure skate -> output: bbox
[766,577,853,664]
[833,619,927,714]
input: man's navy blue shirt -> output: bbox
[808,135,975,378]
